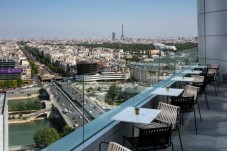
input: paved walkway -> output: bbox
[167,83,227,151]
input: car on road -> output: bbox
[74,123,79,127]
[63,108,69,114]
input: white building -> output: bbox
[0,92,8,151]
[75,71,129,82]
[154,43,177,51]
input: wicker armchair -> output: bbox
[138,102,183,151]
[124,124,174,151]
[191,76,209,109]
[171,96,200,134]
[182,85,201,121]
[206,68,219,96]
[99,142,132,151]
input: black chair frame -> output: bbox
[171,96,200,134]
[123,125,174,151]
[191,81,209,110]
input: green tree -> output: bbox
[33,100,42,110]
[16,102,26,111]
[33,128,60,148]
[25,101,33,110]
[10,80,17,88]
[30,61,38,77]
[60,125,74,137]
[17,79,24,87]
[27,93,31,98]
[105,84,120,101]
[0,81,3,89]
[3,80,11,88]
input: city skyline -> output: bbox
[0,0,197,39]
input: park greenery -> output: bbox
[105,84,138,105]
[9,100,42,111]
[0,79,23,90]
[77,42,155,53]
[33,125,74,148]
[60,125,74,137]
[77,42,197,52]
[164,42,198,51]
[33,128,60,148]
[30,61,39,77]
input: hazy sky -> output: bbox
[0,0,197,39]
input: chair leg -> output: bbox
[177,126,183,151]
[216,77,219,92]
[216,80,219,93]
[214,81,217,96]
[197,103,202,122]
[204,90,209,110]
[193,109,197,134]
[99,143,102,151]
[182,113,184,125]
[171,142,174,151]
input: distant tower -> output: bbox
[112,32,115,41]
[121,24,124,40]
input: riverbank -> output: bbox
[8,94,39,100]
[9,144,40,151]
[9,119,57,147]
[8,117,45,124]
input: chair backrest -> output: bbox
[108,142,132,151]
[171,96,194,111]
[192,75,204,83]
[138,125,172,147]
[208,68,217,74]
[208,64,219,69]
[156,102,180,129]
[183,85,200,101]
[200,67,208,77]
[191,76,207,92]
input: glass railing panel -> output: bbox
[44,47,199,151]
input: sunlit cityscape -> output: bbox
[1,0,227,151]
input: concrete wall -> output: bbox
[198,0,227,79]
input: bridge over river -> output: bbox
[22,100,53,121]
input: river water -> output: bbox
[8,97,60,146]
[9,120,56,146]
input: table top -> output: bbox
[111,107,161,124]
[171,76,195,82]
[151,87,184,96]
[191,65,207,69]
[183,70,202,75]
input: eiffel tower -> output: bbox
[120,24,124,40]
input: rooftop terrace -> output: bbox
[43,64,227,151]
[165,83,227,151]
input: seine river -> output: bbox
[9,120,55,146]
[8,97,59,146]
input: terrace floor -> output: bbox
[166,83,227,151]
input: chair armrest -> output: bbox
[99,142,109,151]
[132,125,142,137]
[192,82,203,87]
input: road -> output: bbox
[45,83,88,128]
[59,82,105,119]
